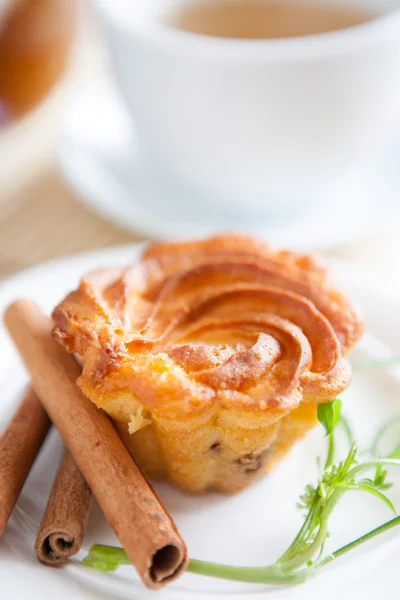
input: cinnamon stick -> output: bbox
[35,450,92,566]
[4,299,188,590]
[0,386,51,538]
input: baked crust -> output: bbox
[52,234,363,493]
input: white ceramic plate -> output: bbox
[59,81,400,251]
[1,245,400,600]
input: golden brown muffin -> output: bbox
[52,234,363,493]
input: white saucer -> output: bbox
[2,246,400,599]
[59,81,400,250]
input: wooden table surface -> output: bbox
[0,20,400,287]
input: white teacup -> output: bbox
[96,0,400,215]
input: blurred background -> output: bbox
[0,0,399,283]
[0,0,135,279]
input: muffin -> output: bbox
[52,234,363,493]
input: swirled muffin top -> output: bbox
[52,234,362,422]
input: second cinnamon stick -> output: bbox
[35,450,92,566]
[5,300,188,590]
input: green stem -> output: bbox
[339,415,355,447]
[83,544,309,584]
[279,484,346,573]
[82,511,400,584]
[319,514,400,568]
[279,519,328,573]
[325,433,335,469]
[369,416,400,457]
[348,458,400,478]
[186,560,308,584]
[277,500,319,563]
